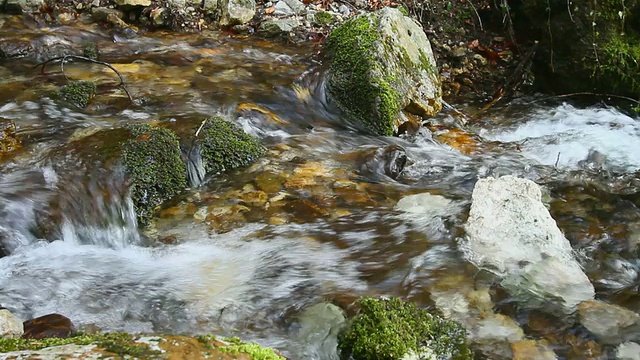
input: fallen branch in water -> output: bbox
[35,55,134,104]
[526,92,640,107]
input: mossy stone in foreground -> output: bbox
[0,332,159,357]
[59,81,96,108]
[199,116,266,175]
[122,124,187,226]
[338,297,473,360]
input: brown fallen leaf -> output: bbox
[265,6,275,14]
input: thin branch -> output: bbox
[35,55,134,104]
[526,92,640,106]
[468,0,484,31]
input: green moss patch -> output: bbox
[199,116,266,175]
[326,14,403,136]
[0,332,160,357]
[59,81,96,109]
[122,124,187,226]
[196,335,284,360]
[338,297,473,360]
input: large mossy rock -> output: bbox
[198,116,266,174]
[122,124,187,226]
[338,297,473,360]
[325,7,442,136]
[514,0,640,96]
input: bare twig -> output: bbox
[468,0,484,31]
[555,152,561,167]
[36,55,134,104]
[526,92,640,106]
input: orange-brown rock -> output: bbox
[22,314,76,339]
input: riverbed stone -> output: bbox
[3,0,43,14]
[22,314,76,339]
[578,300,640,344]
[325,7,441,136]
[0,118,20,157]
[258,18,299,37]
[511,340,557,360]
[616,342,640,360]
[91,7,124,22]
[114,0,151,6]
[219,0,256,26]
[0,309,23,338]
[461,175,595,312]
[273,1,293,16]
[295,303,346,358]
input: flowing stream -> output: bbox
[1,14,640,359]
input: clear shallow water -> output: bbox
[1,14,640,359]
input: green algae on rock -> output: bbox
[198,116,266,175]
[216,337,285,360]
[338,297,473,360]
[122,124,187,226]
[59,80,96,109]
[325,7,442,136]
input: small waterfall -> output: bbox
[0,166,141,254]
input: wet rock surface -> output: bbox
[462,175,594,312]
[22,314,76,340]
[0,309,23,339]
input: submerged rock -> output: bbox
[59,81,96,109]
[197,116,266,175]
[122,124,187,226]
[22,314,76,340]
[295,303,346,359]
[461,175,594,312]
[0,118,20,157]
[0,309,23,339]
[337,297,472,360]
[325,7,441,136]
[578,300,640,344]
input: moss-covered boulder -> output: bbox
[122,124,187,225]
[338,297,473,360]
[513,0,640,96]
[325,7,442,136]
[59,81,96,109]
[198,116,266,175]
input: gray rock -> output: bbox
[616,342,640,360]
[203,0,218,13]
[338,4,350,16]
[219,0,256,26]
[0,309,23,338]
[4,0,43,13]
[91,7,124,22]
[0,344,99,360]
[578,300,640,344]
[273,1,294,16]
[114,0,151,6]
[461,175,594,312]
[283,0,305,14]
[325,8,441,136]
[294,303,346,359]
[258,18,298,37]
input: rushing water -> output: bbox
[1,13,640,359]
